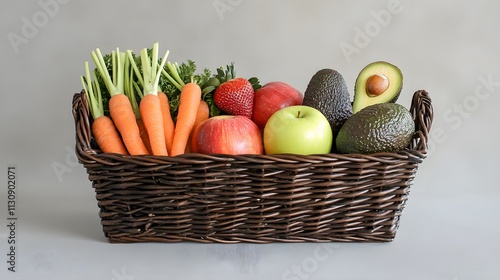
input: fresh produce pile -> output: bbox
[79,42,415,156]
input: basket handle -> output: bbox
[72,90,98,162]
[410,90,433,154]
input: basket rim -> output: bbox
[72,90,433,165]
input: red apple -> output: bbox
[191,115,263,155]
[252,81,303,129]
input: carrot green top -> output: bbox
[81,61,104,120]
[128,42,169,97]
[91,48,125,97]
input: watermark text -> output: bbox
[340,0,404,63]
[7,0,72,54]
[6,166,18,272]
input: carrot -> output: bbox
[140,94,168,155]
[170,82,202,156]
[187,100,209,153]
[91,48,149,155]
[108,94,150,155]
[81,62,127,155]
[124,58,152,154]
[127,43,170,156]
[193,100,210,129]
[158,92,175,154]
[91,117,127,154]
[136,118,152,154]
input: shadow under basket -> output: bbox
[72,90,433,244]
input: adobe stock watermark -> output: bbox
[51,145,79,182]
[111,267,135,280]
[213,0,243,21]
[6,165,18,273]
[427,74,500,156]
[7,0,72,54]
[339,0,405,63]
[281,243,338,280]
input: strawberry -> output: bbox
[210,63,260,118]
[214,77,255,118]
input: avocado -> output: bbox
[352,61,403,114]
[336,103,415,154]
[302,69,352,149]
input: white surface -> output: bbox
[1,0,499,279]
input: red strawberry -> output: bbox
[214,77,254,118]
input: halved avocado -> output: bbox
[352,61,403,114]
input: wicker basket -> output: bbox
[72,90,433,243]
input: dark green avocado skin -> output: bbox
[302,69,352,151]
[335,103,415,154]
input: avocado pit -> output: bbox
[366,74,389,97]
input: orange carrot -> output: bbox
[158,92,175,154]
[140,94,168,156]
[126,43,171,156]
[92,48,148,155]
[170,82,202,156]
[123,54,152,155]
[136,118,152,154]
[81,64,128,155]
[193,100,210,128]
[92,117,128,154]
[186,100,209,153]
[108,94,149,155]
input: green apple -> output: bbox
[263,105,333,155]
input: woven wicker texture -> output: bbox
[73,90,433,243]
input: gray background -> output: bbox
[1,0,499,279]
